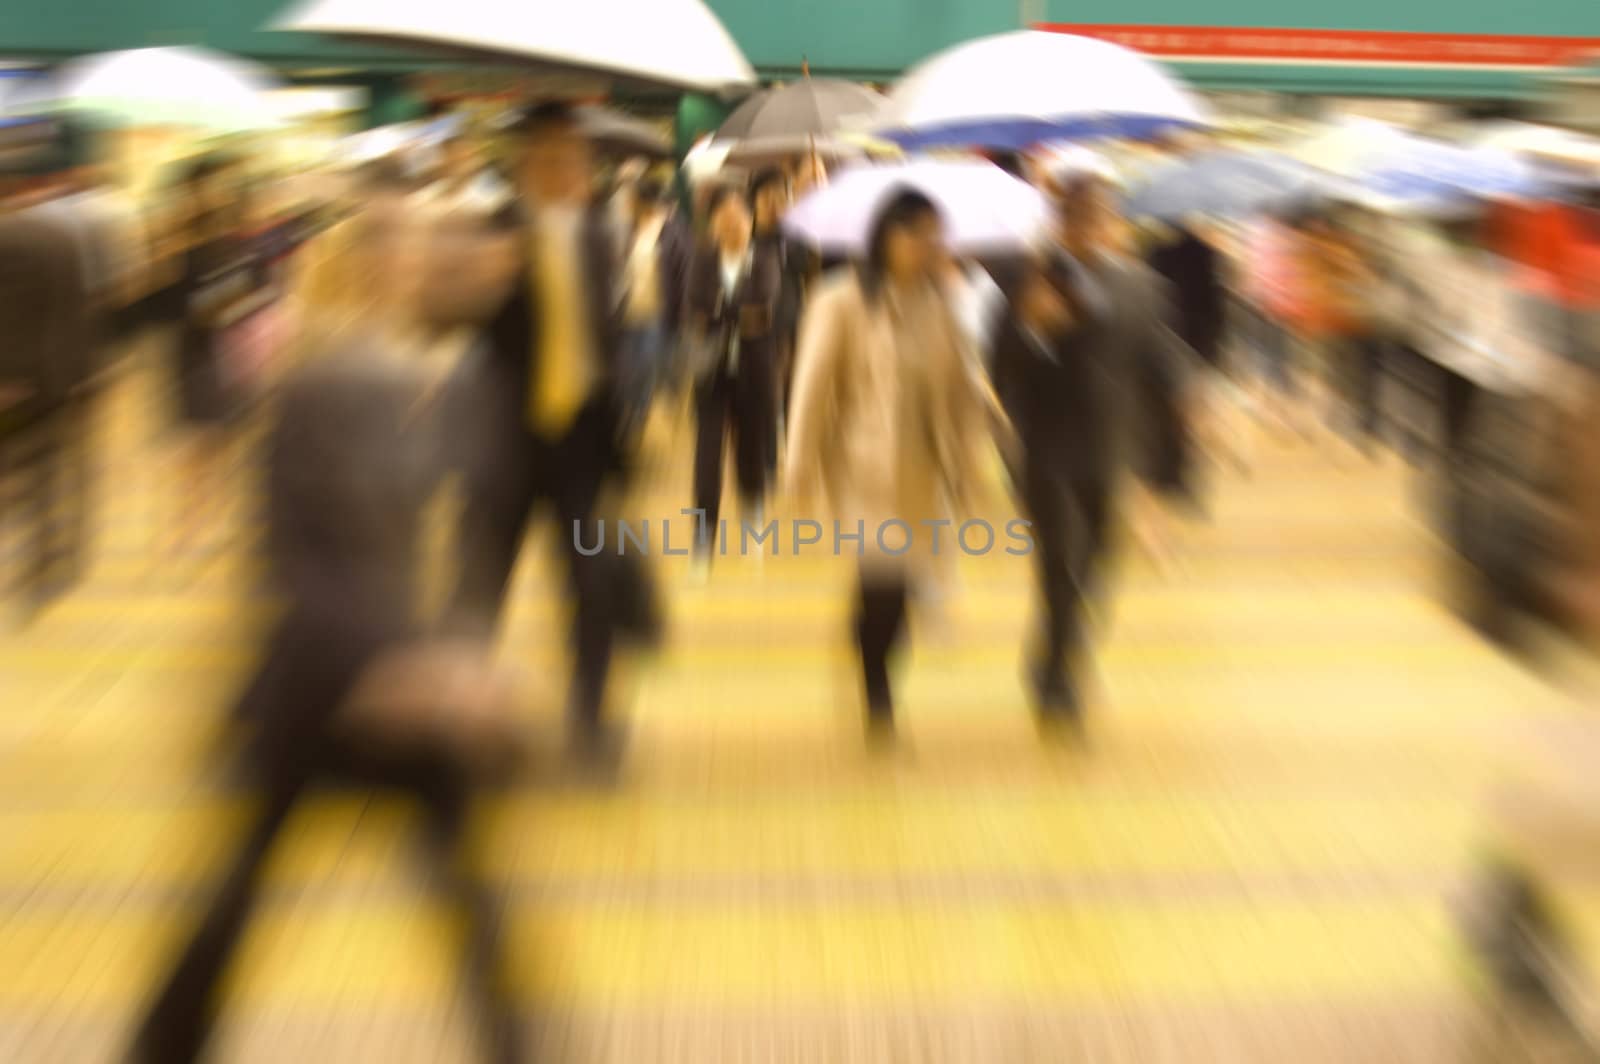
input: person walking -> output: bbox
[618,175,692,436]
[785,189,1005,744]
[129,210,530,1064]
[750,166,812,451]
[445,101,644,765]
[683,182,781,574]
[1011,152,1197,726]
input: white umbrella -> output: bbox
[40,47,283,133]
[871,31,1207,152]
[0,73,50,121]
[338,122,424,165]
[1292,118,1542,208]
[783,158,1050,256]
[1471,121,1600,186]
[275,0,755,94]
[682,135,734,188]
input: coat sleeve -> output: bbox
[783,282,848,504]
[942,312,1013,512]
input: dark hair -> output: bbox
[509,100,579,139]
[860,187,941,304]
[750,167,787,201]
[705,181,750,221]
[356,156,415,194]
[990,151,1027,182]
[179,153,233,190]
[635,176,668,206]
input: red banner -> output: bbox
[1038,24,1600,67]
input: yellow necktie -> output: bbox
[530,224,588,436]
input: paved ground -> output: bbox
[2,357,1597,1062]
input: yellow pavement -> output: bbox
[1,362,1596,1062]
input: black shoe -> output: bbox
[1470,864,1570,1015]
[865,710,897,753]
[1030,666,1084,741]
[567,718,628,781]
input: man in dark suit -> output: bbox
[683,182,782,572]
[131,216,528,1064]
[447,101,646,761]
[995,155,1195,731]
[749,167,811,448]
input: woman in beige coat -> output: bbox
[784,189,1007,743]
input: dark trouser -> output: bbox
[769,329,796,481]
[449,405,620,728]
[1334,334,1386,444]
[1441,365,1479,469]
[692,359,774,551]
[618,323,665,434]
[130,745,521,1064]
[1251,307,1298,397]
[1,395,91,612]
[854,571,910,719]
[1024,461,1113,701]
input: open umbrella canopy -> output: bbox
[682,135,735,188]
[37,47,283,134]
[1124,150,1332,222]
[872,31,1207,152]
[1293,119,1543,209]
[274,0,755,94]
[1470,121,1600,190]
[714,78,883,164]
[783,158,1050,256]
[577,105,672,159]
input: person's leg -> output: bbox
[1442,367,1479,472]
[128,776,304,1063]
[732,353,775,520]
[447,463,536,641]
[1026,473,1080,715]
[404,759,525,1064]
[854,568,910,737]
[550,423,621,747]
[1359,336,1386,445]
[691,372,731,557]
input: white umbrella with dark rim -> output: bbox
[871,31,1207,152]
[273,0,755,94]
[783,158,1050,256]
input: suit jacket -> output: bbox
[993,248,1191,487]
[754,228,812,346]
[1146,227,1225,360]
[654,212,695,338]
[479,199,621,438]
[683,238,782,377]
[1078,250,1197,488]
[240,340,445,770]
[990,311,1104,488]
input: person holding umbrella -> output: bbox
[683,181,781,576]
[750,166,812,451]
[784,189,1007,744]
[1006,149,1197,729]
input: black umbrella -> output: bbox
[715,77,882,164]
